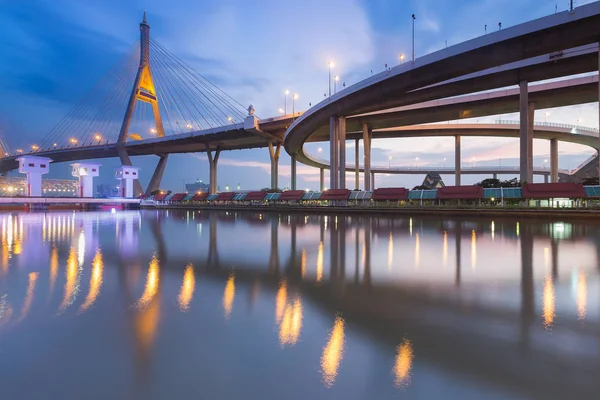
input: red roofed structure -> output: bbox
[522,183,586,199]
[320,189,351,201]
[215,192,236,201]
[437,186,483,200]
[168,193,187,202]
[371,188,409,201]
[278,190,305,201]
[191,192,209,201]
[244,191,267,201]
[153,193,167,201]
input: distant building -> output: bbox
[421,172,445,189]
[185,179,210,194]
[96,183,119,198]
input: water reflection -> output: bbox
[0,210,600,399]
[223,274,235,319]
[393,339,414,388]
[321,316,345,388]
[80,250,104,313]
[542,276,555,329]
[178,264,195,312]
[59,248,80,312]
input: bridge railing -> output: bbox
[494,120,599,134]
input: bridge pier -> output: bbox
[207,149,220,194]
[268,142,281,190]
[544,175,549,183]
[362,123,372,191]
[550,138,558,183]
[338,117,346,189]
[290,154,297,190]
[117,146,144,196]
[519,81,534,183]
[493,173,498,180]
[330,116,339,190]
[354,138,360,190]
[455,135,461,186]
[320,168,325,191]
[146,155,168,195]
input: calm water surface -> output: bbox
[0,210,599,399]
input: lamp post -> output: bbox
[284,90,289,114]
[400,54,405,64]
[412,14,416,62]
[328,61,334,97]
[292,94,298,120]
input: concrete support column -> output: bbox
[117,146,144,196]
[544,175,549,183]
[371,172,375,190]
[207,149,221,194]
[338,117,346,189]
[320,168,325,192]
[268,142,281,190]
[354,139,360,190]
[362,123,372,191]
[550,138,558,183]
[146,154,168,195]
[519,80,534,183]
[290,154,297,190]
[493,173,498,180]
[455,135,461,186]
[330,116,339,190]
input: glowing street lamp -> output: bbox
[94,134,102,143]
[228,116,233,123]
[150,128,157,133]
[318,147,323,153]
[292,94,298,120]
[278,108,284,115]
[69,138,78,145]
[186,124,192,129]
[400,54,405,63]
[32,145,39,151]
[16,149,22,154]
[53,143,57,147]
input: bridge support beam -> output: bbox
[117,146,143,197]
[354,139,360,190]
[290,154,297,190]
[320,168,325,192]
[338,117,346,189]
[550,138,558,183]
[330,116,339,190]
[362,123,372,191]
[207,149,220,194]
[455,135,461,186]
[519,80,534,183]
[268,142,281,190]
[146,154,168,195]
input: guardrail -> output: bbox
[495,120,599,134]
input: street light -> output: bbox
[278,108,284,115]
[69,138,78,145]
[334,75,339,94]
[318,147,323,153]
[292,94,298,120]
[186,124,192,129]
[32,145,39,151]
[150,128,157,133]
[328,61,334,97]
[400,54,405,63]
[16,149,22,154]
[94,134,102,143]
[228,116,233,123]
[284,90,289,114]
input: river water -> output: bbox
[0,210,598,399]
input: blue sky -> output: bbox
[0,0,598,191]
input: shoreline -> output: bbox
[142,204,600,220]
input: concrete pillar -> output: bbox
[207,149,221,194]
[550,138,558,183]
[519,80,533,183]
[338,117,346,189]
[354,138,360,190]
[146,155,168,195]
[371,172,376,190]
[71,163,100,197]
[330,116,338,190]
[362,124,372,191]
[493,173,498,180]
[117,146,143,196]
[115,166,140,198]
[290,154,297,190]
[455,135,461,186]
[268,142,281,190]
[320,168,325,191]
[544,175,549,183]
[17,156,52,197]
